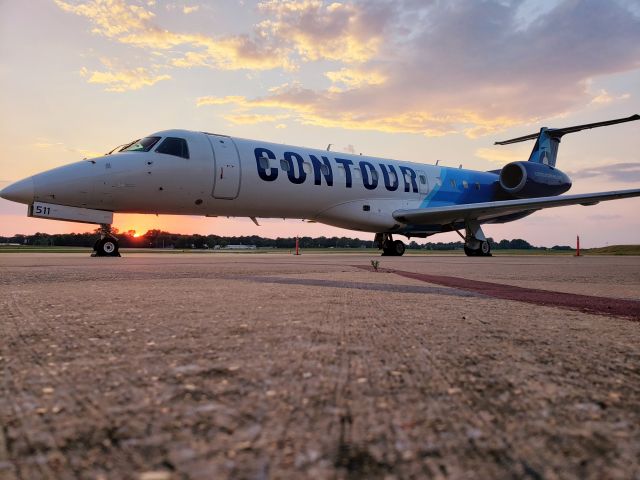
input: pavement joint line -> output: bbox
[352,265,640,321]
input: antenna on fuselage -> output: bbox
[326,144,333,151]
[435,160,440,165]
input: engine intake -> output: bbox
[499,161,571,198]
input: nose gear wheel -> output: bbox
[91,224,121,257]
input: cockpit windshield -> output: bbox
[106,141,133,155]
[121,136,161,152]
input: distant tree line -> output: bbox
[0,229,573,250]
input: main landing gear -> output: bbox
[375,233,406,256]
[456,219,492,257]
[91,224,120,257]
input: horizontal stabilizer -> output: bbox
[393,188,640,226]
[495,114,640,145]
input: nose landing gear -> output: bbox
[92,224,120,257]
[375,233,406,256]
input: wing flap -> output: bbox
[393,189,640,225]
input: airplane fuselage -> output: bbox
[26,129,507,237]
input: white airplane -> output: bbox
[2,115,639,257]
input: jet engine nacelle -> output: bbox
[499,161,571,198]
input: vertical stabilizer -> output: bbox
[526,128,560,166]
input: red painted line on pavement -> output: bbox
[354,266,640,321]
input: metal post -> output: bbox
[295,237,300,255]
[575,235,580,257]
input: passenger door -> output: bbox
[208,134,241,199]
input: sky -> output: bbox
[0,0,639,247]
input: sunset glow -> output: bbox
[1,1,639,247]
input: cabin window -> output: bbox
[475,182,481,190]
[320,164,330,175]
[303,162,312,174]
[370,170,379,182]
[353,167,362,180]
[259,157,270,170]
[280,159,290,171]
[462,180,469,189]
[419,174,427,185]
[363,205,371,211]
[122,136,161,152]
[155,137,189,159]
[450,179,456,188]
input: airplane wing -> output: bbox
[393,188,640,225]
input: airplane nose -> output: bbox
[0,177,35,204]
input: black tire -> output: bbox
[96,237,120,257]
[464,245,477,256]
[393,240,406,256]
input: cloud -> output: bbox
[197,87,508,137]
[366,0,640,134]
[55,0,293,71]
[80,62,170,92]
[325,68,387,90]
[568,163,640,183]
[589,89,631,105]
[223,113,290,125]
[183,5,199,14]
[199,0,640,137]
[256,0,391,63]
[58,0,640,137]
[168,37,292,71]
[196,95,249,107]
[55,0,154,37]
[475,147,530,164]
[55,0,391,73]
